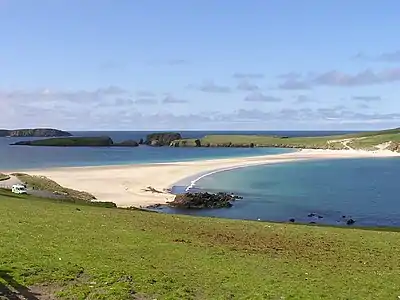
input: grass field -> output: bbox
[1,190,400,299]
[175,128,400,151]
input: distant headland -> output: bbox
[6,127,400,153]
[0,128,72,137]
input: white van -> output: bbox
[12,184,27,194]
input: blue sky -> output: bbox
[1,0,400,130]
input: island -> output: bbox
[145,132,182,146]
[169,128,400,152]
[11,136,139,147]
[0,128,72,137]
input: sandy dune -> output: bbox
[7,149,400,207]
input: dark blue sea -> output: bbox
[2,130,400,227]
[0,130,345,169]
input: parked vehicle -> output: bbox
[12,184,27,194]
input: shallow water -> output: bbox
[167,158,400,227]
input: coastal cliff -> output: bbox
[0,128,72,137]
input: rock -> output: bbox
[346,218,355,225]
[168,192,240,209]
[194,139,202,147]
[0,128,72,137]
[138,138,144,145]
[308,213,316,218]
[145,132,182,146]
[146,203,163,209]
[150,140,161,147]
[289,218,295,223]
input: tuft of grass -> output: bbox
[0,173,10,181]
[1,190,400,299]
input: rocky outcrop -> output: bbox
[145,132,182,147]
[11,136,139,147]
[0,128,72,137]
[168,192,242,209]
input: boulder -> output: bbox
[194,139,202,147]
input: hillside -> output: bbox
[0,128,72,137]
[10,136,140,147]
[1,190,400,299]
[172,128,400,151]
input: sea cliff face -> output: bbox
[0,128,72,137]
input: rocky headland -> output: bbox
[166,192,242,209]
[0,128,72,137]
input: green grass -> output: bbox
[0,173,10,181]
[175,128,400,151]
[2,191,400,299]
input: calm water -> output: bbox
[167,158,400,227]
[0,130,350,169]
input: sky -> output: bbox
[1,0,400,130]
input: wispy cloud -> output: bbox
[353,50,400,62]
[352,96,382,102]
[233,73,264,79]
[134,98,158,105]
[294,95,315,104]
[162,95,188,104]
[189,80,231,93]
[244,92,282,102]
[278,68,400,88]
[237,80,259,91]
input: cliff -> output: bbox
[0,128,72,137]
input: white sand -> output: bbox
[9,149,400,207]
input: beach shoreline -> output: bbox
[4,148,400,207]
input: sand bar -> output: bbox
[6,149,400,207]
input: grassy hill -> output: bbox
[173,128,400,151]
[2,191,400,299]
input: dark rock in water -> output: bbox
[289,218,295,223]
[146,203,163,209]
[308,213,316,218]
[168,192,240,209]
[346,219,355,225]
[317,215,323,219]
[309,221,316,224]
[342,215,346,219]
[139,138,144,145]
[194,139,201,147]
[145,132,182,146]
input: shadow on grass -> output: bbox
[0,270,39,300]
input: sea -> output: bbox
[1,130,399,228]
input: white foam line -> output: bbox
[184,164,261,192]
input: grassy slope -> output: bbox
[176,128,400,150]
[2,191,400,299]
[0,173,10,181]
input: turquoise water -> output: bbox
[168,158,400,227]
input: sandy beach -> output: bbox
[8,149,400,207]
